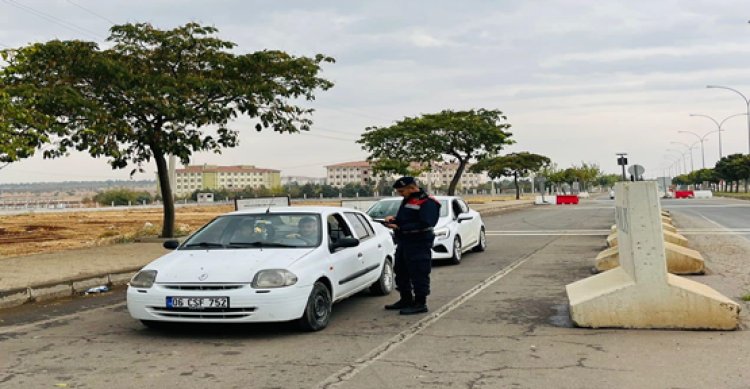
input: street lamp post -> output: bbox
[669,141,698,172]
[706,85,750,154]
[689,113,747,159]
[677,130,716,169]
[666,148,688,173]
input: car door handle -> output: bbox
[377,244,382,249]
[357,253,363,258]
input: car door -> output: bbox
[453,198,475,248]
[460,199,481,246]
[344,212,383,289]
[327,213,365,298]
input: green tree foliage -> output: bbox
[0,91,48,165]
[0,22,334,237]
[471,152,550,199]
[358,109,513,195]
[597,173,621,188]
[94,188,153,206]
[714,154,750,192]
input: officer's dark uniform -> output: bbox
[385,177,441,315]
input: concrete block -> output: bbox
[612,223,677,234]
[595,242,705,275]
[694,190,713,199]
[568,182,739,329]
[661,215,673,225]
[0,288,31,309]
[608,229,686,248]
[534,195,555,205]
[663,230,688,247]
[29,284,73,302]
[72,276,110,294]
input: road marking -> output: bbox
[484,228,750,236]
[0,301,126,335]
[314,249,539,389]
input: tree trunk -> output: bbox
[513,172,520,200]
[447,159,467,196]
[153,150,175,238]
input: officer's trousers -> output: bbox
[394,238,433,299]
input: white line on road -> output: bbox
[314,250,538,389]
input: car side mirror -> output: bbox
[331,237,360,250]
[457,214,474,223]
[163,240,180,250]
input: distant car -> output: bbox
[366,196,486,265]
[127,206,395,331]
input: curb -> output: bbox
[476,201,534,217]
[0,267,141,310]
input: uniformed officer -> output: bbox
[383,176,441,315]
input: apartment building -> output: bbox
[325,160,489,189]
[173,164,281,196]
[325,161,374,188]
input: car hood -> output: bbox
[148,248,316,283]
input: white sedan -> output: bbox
[367,196,486,265]
[127,206,395,331]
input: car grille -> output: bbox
[148,307,256,319]
[159,284,247,291]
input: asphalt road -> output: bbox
[1,197,748,389]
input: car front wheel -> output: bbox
[299,281,332,331]
[370,258,394,295]
[449,236,462,265]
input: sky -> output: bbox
[2,0,750,183]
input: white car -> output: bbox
[127,206,395,331]
[367,196,486,265]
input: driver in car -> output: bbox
[287,216,319,244]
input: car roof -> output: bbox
[227,206,365,216]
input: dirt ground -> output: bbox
[0,205,235,259]
[0,196,524,260]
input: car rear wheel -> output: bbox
[472,228,487,252]
[299,281,332,331]
[370,258,394,295]
[449,236,462,265]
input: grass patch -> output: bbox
[715,192,750,200]
[742,293,750,302]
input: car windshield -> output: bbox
[367,199,448,218]
[181,213,322,249]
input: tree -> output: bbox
[358,109,513,195]
[471,152,550,199]
[715,154,750,192]
[597,173,620,189]
[0,23,334,237]
[0,91,48,169]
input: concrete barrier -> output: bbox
[567,182,740,329]
[606,229,687,248]
[534,195,556,205]
[595,242,705,274]
[694,190,713,199]
[556,195,579,205]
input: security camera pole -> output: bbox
[616,153,628,181]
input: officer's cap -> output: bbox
[393,176,416,189]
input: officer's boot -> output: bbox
[400,295,428,315]
[385,293,413,310]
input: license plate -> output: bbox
[166,296,229,309]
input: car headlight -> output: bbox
[252,269,298,288]
[130,270,157,288]
[434,227,450,239]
